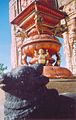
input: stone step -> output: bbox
[47,78,76,93]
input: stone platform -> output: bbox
[47,78,76,93]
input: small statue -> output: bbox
[38,49,49,65]
[45,49,50,65]
[38,49,46,64]
[29,49,50,65]
[34,50,39,64]
[15,28,28,39]
[22,54,28,64]
[29,50,38,64]
[53,24,68,37]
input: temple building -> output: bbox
[9,0,76,76]
[58,0,76,75]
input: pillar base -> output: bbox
[43,66,73,79]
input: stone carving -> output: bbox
[29,49,55,65]
[53,24,68,37]
[72,41,76,65]
[21,0,34,10]
[37,49,49,65]
[0,64,75,119]
[22,54,28,64]
[21,0,58,10]
[62,0,76,74]
[72,41,76,74]
[0,64,48,119]
[34,13,43,35]
[15,28,28,39]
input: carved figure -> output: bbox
[22,54,27,64]
[38,49,55,65]
[30,49,50,65]
[0,64,75,119]
[29,50,38,64]
[38,49,47,64]
[34,13,43,34]
[15,28,28,39]
[53,24,68,37]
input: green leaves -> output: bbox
[0,63,7,74]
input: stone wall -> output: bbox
[0,89,5,120]
[47,79,76,93]
[58,0,73,7]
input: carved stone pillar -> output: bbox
[62,0,76,75]
[69,18,76,75]
[18,47,22,65]
[10,0,73,78]
[11,25,18,68]
[63,18,76,74]
[71,18,76,75]
[72,41,76,75]
[63,31,72,71]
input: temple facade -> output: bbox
[9,0,76,76]
[58,0,76,75]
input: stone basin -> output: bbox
[21,34,61,57]
[43,66,73,79]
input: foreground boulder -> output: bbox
[0,64,76,120]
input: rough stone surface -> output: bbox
[0,64,76,120]
[0,89,5,120]
[47,79,76,93]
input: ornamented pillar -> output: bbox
[63,31,72,71]
[72,41,76,75]
[71,18,76,75]
[61,0,76,75]
[15,27,25,66]
[18,47,22,65]
[10,0,73,78]
[11,25,18,68]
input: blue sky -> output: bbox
[0,0,66,71]
[0,0,11,70]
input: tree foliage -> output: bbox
[0,63,7,74]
